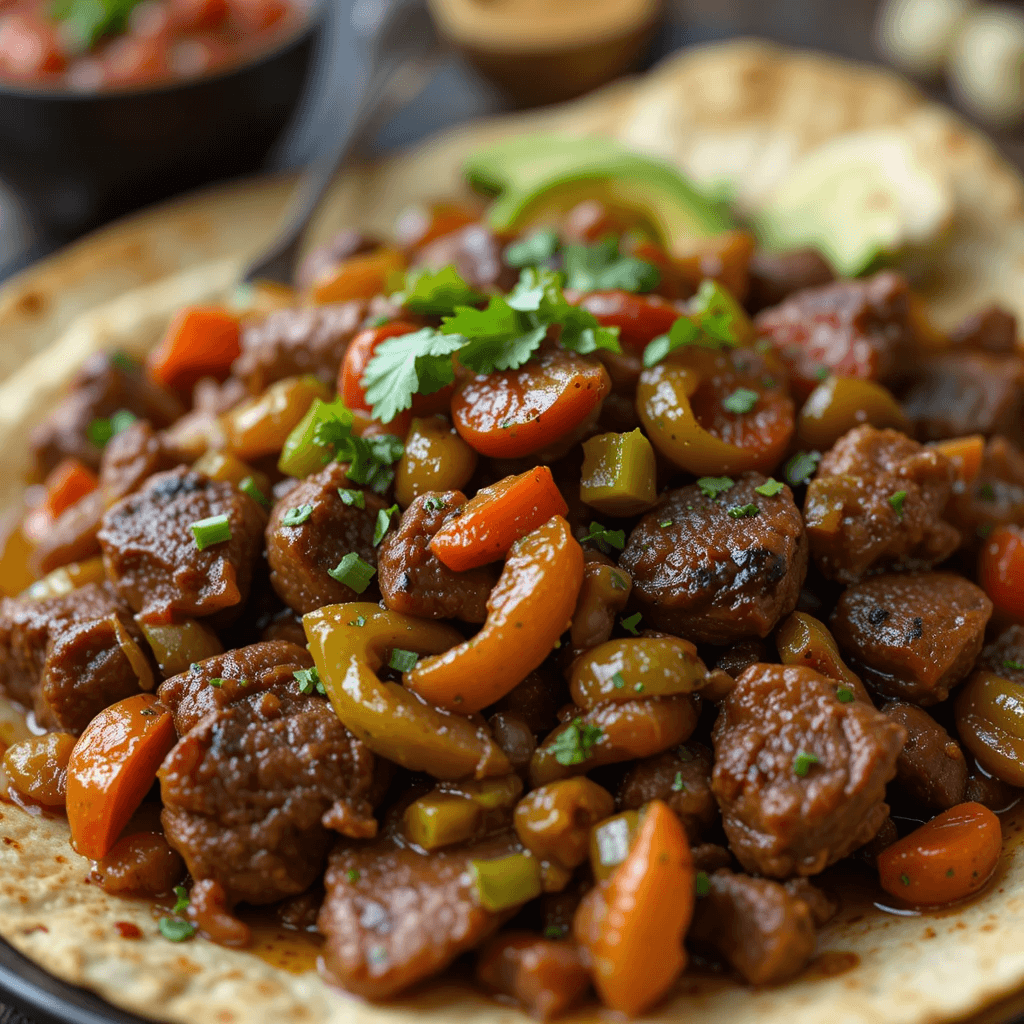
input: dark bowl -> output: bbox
[0,5,325,243]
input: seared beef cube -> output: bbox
[158,641,376,908]
[318,831,520,999]
[745,248,834,314]
[753,271,913,400]
[805,425,959,582]
[977,624,1024,682]
[98,419,176,501]
[881,700,967,808]
[29,350,184,478]
[830,572,991,705]
[949,304,1018,354]
[903,351,1024,445]
[233,302,367,395]
[712,663,905,877]
[618,744,718,844]
[689,870,817,984]
[413,224,518,293]
[99,467,265,624]
[0,582,145,733]
[621,474,807,644]
[714,639,772,679]
[266,461,386,615]
[378,492,496,623]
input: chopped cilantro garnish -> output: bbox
[503,229,559,268]
[394,265,483,316]
[344,433,405,494]
[889,490,908,520]
[793,751,820,777]
[900,873,911,887]
[86,408,137,448]
[172,886,190,915]
[621,612,642,636]
[190,514,231,551]
[346,868,361,884]
[784,450,821,488]
[979,482,996,502]
[543,924,567,940]
[328,552,376,593]
[582,521,625,553]
[338,488,366,509]
[551,717,603,766]
[423,496,447,513]
[671,771,685,792]
[562,237,660,293]
[727,503,760,518]
[389,648,419,673]
[282,504,313,527]
[642,280,740,367]
[208,678,224,688]
[1005,659,1024,672]
[836,686,855,703]
[659,518,674,528]
[294,667,325,696]
[695,871,711,898]
[349,615,366,627]
[977,523,994,539]
[634,682,644,693]
[158,918,196,942]
[611,671,626,690]
[239,476,271,509]
[373,504,399,546]
[696,476,734,499]
[755,478,786,497]
[722,387,759,415]
[610,572,628,591]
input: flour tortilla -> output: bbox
[1,38,1024,1024]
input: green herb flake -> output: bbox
[543,924,567,940]
[977,523,995,539]
[239,476,271,509]
[389,648,419,673]
[889,490,908,520]
[611,671,626,690]
[793,751,821,777]
[328,552,377,593]
[52,0,146,48]
[634,683,645,693]
[946,868,955,878]
[373,504,400,546]
[338,488,366,509]
[727,503,760,518]
[282,504,314,527]
[208,678,224,689]
[784,450,821,488]
[582,521,626,553]
[610,572,628,592]
[86,408,137,448]
[722,387,759,415]
[349,615,366,627]
[900,873,911,887]
[836,686,855,703]
[1004,659,1024,672]
[110,351,136,372]
[551,717,603,766]
[642,280,740,367]
[814,366,830,382]
[503,229,560,268]
[755,478,785,497]
[671,771,685,792]
[158,917,196,943]
[695,871,711,898]
[696,476,734,499]
[659,518,674,528]
[190,514,232,551]
[294,667,325,696]
[621,612,642,636]
[346,868,361,884]
[394,265,484,316]
[979,482,996,502]
[562,237,660,294]
[172,886,190,915]
[423,496,447,513]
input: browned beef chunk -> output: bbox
[805,426,959,583]
[378,492,495,623]
[714,639,772,679]
[98,467,265,624]
[692,842,734,873]
[476,933,590,1021]
[830,572,991,705]
[0,582,145,732]
[783,877,837,926]
[712,663,905,877]
[689,870,817,984]
[621,474,807,644]
[949,305,1018,354]
[233,302,367,395]
[965,764,1023,811]
[902,351,1024,445]
[29,351,184,478]
[745,248,834,314]
[158,641,377,908]
[945,436,1024,550]
[618,743,718,843]
[34,420,178,577]
[413,224,518,293]
[265,462,386,615]
[295,230,381,292]
[881,701,967,808]
[753,271,913,400]
[318,831,520,999]
[977,624,1024,681]
[260,608,307,647]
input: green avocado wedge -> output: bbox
[464,135,731,255]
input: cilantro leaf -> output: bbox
[504,229,560,268]
[621,612,642,635]
[562,238,660,293]
[784,450,821,488]
[551,717,603,766]
[582,521,625,553]
[642,279,741,367]
[722,387,759,414]
[394,266,483,316]
[755,478,786,497]
[444,297,549,374]
[696,476,734,499]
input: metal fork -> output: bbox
[243,0,444,285]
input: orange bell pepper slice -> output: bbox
[147,306,241,392]
[41,458,99,521]
[65,693,176,860]
[406,515,583,713]
[574,800,694,1016]
[309,247,405,305]
[430,466,568,572]
[877,802,1001,906]
[930,434,985,489]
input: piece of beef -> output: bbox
[233,302,368,395]
[949,305,1018,354]
[318,831,520,999]
[712,663,905,877]
[753,271,914,400]
[296,230,381,292]
[715,639,772,679]
[158,641,377,908]
[830,572,992,705]
[945,436,1024,551]
[881,700,968,808]
[977,624,1024,682]
[618,744,718,844]
[378,492,496,623]
[0,582,145,733]
[689,869,817,984]
[28,351,184,478]
[621,474,807,644]
[805,425,959,583]
[745,248,834,314]
[98,467,265,624]
[265,461,386,615]
[902,351,1024,446]
[412,224,518,293]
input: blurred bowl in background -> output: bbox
[0,0,324,243]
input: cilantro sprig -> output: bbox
[642,280,740,367]
[393,266,484,316]
[562,238,660,293]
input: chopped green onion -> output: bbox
[621,612,642,636]
[889,490,908,520]
[374,504,400,546]
[171,886,190,915]
[900,873,911,886]
[282,504,313,527]
[1004,659,1024,672]
[671,771,685,792]
[338,488,366,509]
[784,450,821,487]
[696,476,734,499]
[755,478,785,497]
[727,503,760,518]
[191,514,232,551]
[239,476,270,509]
[158,918,196,942]
[328,552,376,593]
[389,649,419,673]
[793,751,820,777]
[208,678,224,688]
[659,519,674,528]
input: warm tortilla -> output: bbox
[1,38,1024,1024]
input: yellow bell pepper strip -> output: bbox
[403,776,523,850]
[304,602,511,779]
[776,611,874,705]
[222,375,330,461]
[796,375,909,452]
[579,429,658,516]
[406,516,583,713]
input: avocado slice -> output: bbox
[464,135,731,253]
[754,130,954,278]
